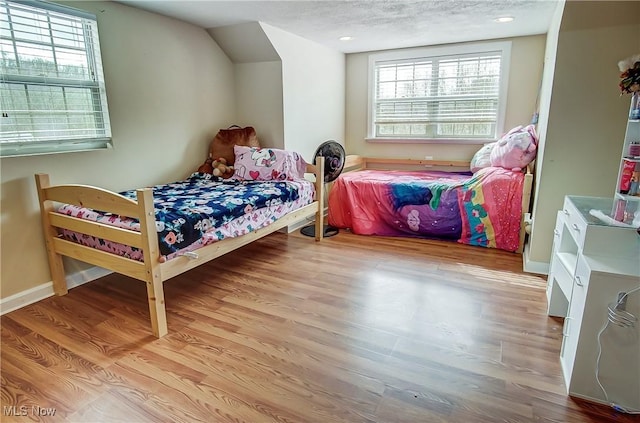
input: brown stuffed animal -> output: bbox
[211,157,234,178]
[197,157,214,174]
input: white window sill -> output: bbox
[366,137,497,145]
[0,138,112,158]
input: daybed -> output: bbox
[328,155,532,253]
[35,156,325,338]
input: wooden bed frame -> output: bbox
[338,155,533,254]
[34,158,325,338]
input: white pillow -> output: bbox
[470,143,495,173]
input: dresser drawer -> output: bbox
[549,252,574,300]
[573,255,591,292]
[553,211,565,240]
[562,198,587,247]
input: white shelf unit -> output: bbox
[615,98,640,198]
[547,195,640,408]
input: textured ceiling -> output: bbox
[119,0,560,53]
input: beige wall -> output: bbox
[345,35,546,160]
[210,22,345,160]
[7,1,635,303]
[208,22,280,64]
[261,23,346,162]
[234,61,285,149]
[208,23,285,148]
[527,1,640,265]
[530,1,563,208]
[0,1,235,299]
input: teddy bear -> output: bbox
[197,157,214,174]
[211,157,234,178]
[197,155,234,178]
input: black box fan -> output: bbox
[300,140,345,238]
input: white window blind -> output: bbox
[370,45,509,141]
[0,0,111,157]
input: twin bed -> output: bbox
[35,157,325,338]
[35,153,532,338]
[328,155,533,254]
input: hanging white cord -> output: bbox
[595,285,640,414]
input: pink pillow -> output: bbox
[490,125,538,171]
[231,145,307,181]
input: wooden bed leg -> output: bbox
[516,216,526,254]
[315,156,325,241]
[146,274,167,338]
[35,174,68,296]
[137,188,167,338]
[47,253,68,296]
[518,169,534,254]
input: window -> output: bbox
[368,41,511,143]
[0,0,111,157]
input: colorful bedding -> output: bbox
[58,173,315,261]
[328,167,524,252]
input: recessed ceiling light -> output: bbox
[339,36,354,41]
[494,16,514,23]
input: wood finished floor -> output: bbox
[1,232,635,423]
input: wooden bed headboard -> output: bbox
[343,155,471,172]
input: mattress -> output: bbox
[58,173,315,261]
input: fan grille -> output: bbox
[314,140,345,183]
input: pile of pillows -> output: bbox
[470,124,538,173]
[198,125,308,181]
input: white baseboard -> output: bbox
[0,282,54,316]
[66,266,112,289]
[0,266,112,316]
[523,242,550,275]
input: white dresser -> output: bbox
[547,195,640,408]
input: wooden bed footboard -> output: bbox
[34,157,324,338]
[339,155,533,254]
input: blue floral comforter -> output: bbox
[58,173,312,257]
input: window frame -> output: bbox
[366,41,512,144]
[0,0,112,158]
